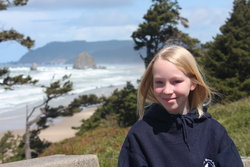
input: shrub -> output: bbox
[76,82,138,135]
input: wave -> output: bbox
[0,64,144,123]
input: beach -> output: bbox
[39,106,96,142]
[0,84,126,142]
[0,64,144,142]
[0,84,124,134]
[0,106,97,142]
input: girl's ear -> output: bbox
[190,81,197,91]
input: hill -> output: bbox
[40,93,250,166]
[40,126,129,167]
[208,97,250,156]
[18,40,145,65]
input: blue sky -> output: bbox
[0,0,234,63]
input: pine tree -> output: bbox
[202,0,250,102]
[24,75,73,159]
[0,0,35,88]
[0,68,38,90]
[0,0,34,48]
[132,0,200,67]
[0,131,14,163]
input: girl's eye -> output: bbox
[154,80,164,85]
[173,80,182,84]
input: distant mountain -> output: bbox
[18,40,145,65]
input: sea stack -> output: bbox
[73,52,96,69]
[30,63,38,71]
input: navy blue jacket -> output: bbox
[118,103,243,167]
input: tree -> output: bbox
[0,68,38,89]
[0,0,34,48]
[0,0,35,89]
[62,94,102,116]
[0,131,16,163]
[202,0,250,102]
[76,82,138,135]
[1,76,74,161]
[0,0,28,9]
[132,0,200,67]
[24,75,73,159]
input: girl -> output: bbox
[118,45,243,167]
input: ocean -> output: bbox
[0,64,145,131]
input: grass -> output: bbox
[40,126,129,167]
[40,97,250,167]
[209,97,250,156]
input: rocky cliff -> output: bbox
[73,52,96,69]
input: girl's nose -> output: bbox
[163,83,174,94]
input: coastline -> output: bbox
[0,84,124,132]
[38,106,96,142]
[0,84,125,142]
[0,106,97,142]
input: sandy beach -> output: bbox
[0,85,125,140]
[0,106,96,143]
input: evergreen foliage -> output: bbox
[0,79,104,162]
[132,0,200,67]
[0,0,35,91]
[30,75,73,131]
[202,0,250,102]
[0,0,28,10]
[62,94,102,116]
[40,97,250,167]
[0,131,17,163]
[2,0,249,164]
[22,75,73,159]
[0,68,8,76]
[0,0,34,48]
[76,82,138,135]
[0,68,38,89]
[7,130,50,161]
[0,29,34,49]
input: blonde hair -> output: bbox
[137,45,212,118]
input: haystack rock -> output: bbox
[73,52,96,69]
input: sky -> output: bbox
[0,0,234,63]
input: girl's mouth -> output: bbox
[163,97,176,103]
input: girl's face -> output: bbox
[152,58,196,115]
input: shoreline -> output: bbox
[0,106,97,142]
[0,84,124,132]
[39,106,96,142]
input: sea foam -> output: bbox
[0,64,144,131]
